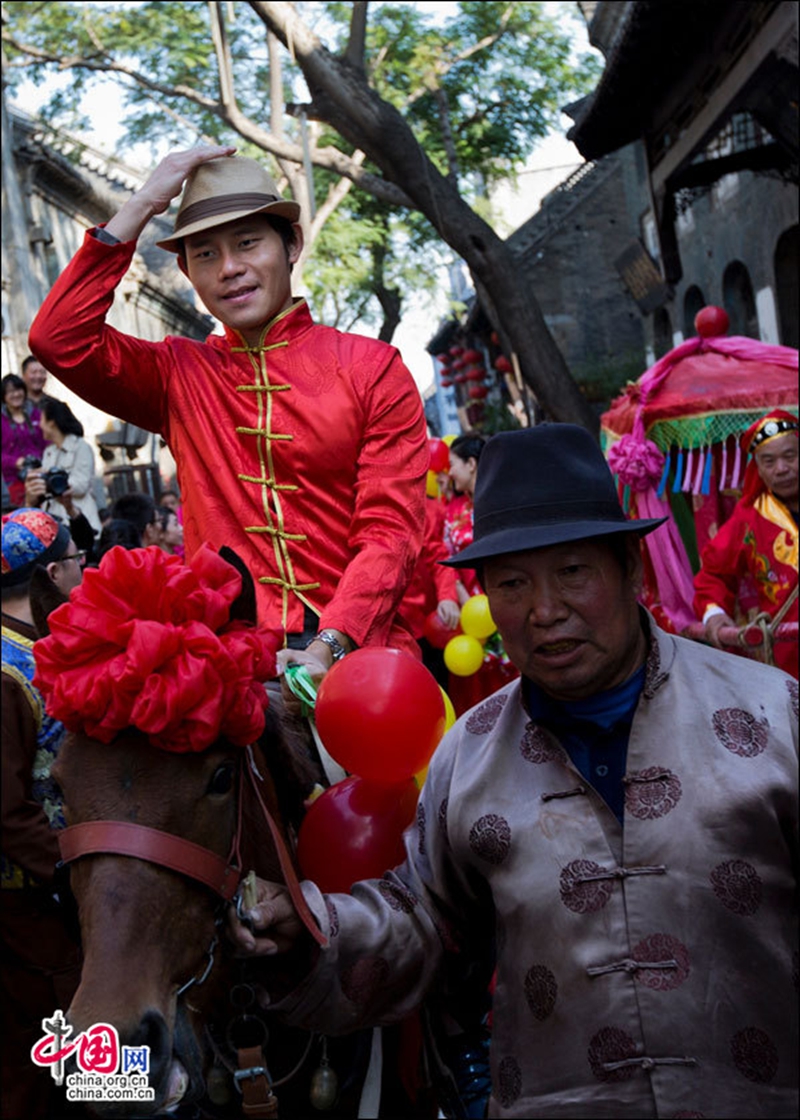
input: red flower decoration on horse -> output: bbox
[34,544,278,752]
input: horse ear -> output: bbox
[219,546,257,625]
[29,565,68,638]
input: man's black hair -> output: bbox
[109,492,156,535]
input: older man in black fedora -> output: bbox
[229,424,798,1119]
[29,145,428,697]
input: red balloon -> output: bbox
[428,438,451,474]
[423,610,462,650]
[694,305,729,338]
[297,776,418,893]
[315,648,446,784]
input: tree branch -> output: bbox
[209,1,237,113]
[1,30,412,207]
[344,1,369,73]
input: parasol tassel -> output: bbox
[657,451,672,499]
[672,449,684,493]
[720,439,728,489]
[730,439,742,489]
[701,447,713,495]
[682,447,694,492]
[692,448,705,494]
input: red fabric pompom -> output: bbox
[33,545,279,752]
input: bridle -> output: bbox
[57,743,327,962]
[56,744,327,1117]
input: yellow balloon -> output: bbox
[460,594,496,640]
[439,686,456,731]
[442,434,457,446]
[444,634,485,676]
[426,469,439,498]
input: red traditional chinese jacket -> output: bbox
[693,491,798,677]
[29,232,428,650]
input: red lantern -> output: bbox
[490,331,500,346]
[449,345,463,357]
[428,438,450,474]
[466,367,486,381]
[462,349,482,364]
[435,353,451,365]
[440,378,453,389]
[423,610,462,651]
[694,306,730,338]
[297,776,418,893]
[315,648,446,784]
[468,384,489,400]
[494,355,512,374]
[454,373,468,384]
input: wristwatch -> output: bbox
[308,629,348,662]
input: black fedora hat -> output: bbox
[442,424,666,569]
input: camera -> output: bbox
[42,468,71,498]
[19,456,71,498]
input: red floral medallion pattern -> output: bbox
[496,1055,522,1107]
[468,813,511,865]
[340,956,390,1005]
[560,859,613,913]
[465,693,509,735]
[377,877,418,913]
[416,801,426,855]
[624,767,682,820]
[587,1026,638,1082]
[711,708,769,757]
[709,859,762,916]
[523,964,558,1020]
[631,933,690,990]
[438,797,449,845]
[730,1026,779,1083]
[519,722,565,765]
[324,896,340,938]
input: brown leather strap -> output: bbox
[236,1045,277,1118]
[58,822,240,900]
[244,762,328,948]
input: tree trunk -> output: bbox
[250,1,597,433]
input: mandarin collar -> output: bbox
[222,297,313,350]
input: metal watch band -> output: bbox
[308,630,347,661]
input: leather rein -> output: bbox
[57,742,327,972]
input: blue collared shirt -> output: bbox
[522,664,646,825]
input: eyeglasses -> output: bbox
[56,549,88,565]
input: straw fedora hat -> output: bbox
[156,156,301,253]
[442,424,666,569]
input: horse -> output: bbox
[35,549,409,1119]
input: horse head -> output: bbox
[51,728,244,1114]
[35,544,326,1116]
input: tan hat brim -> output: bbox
[156,198,301,253]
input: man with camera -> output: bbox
[22,468,97,560]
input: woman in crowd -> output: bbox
[1,374,47,507]
[443,433,517,715]
[39,398,102,535]
[444,434,486,605]
[156,505,184,556]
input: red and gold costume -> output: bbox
[29,232,428,650]
[694,411,798,678]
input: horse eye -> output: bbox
[207,764,235,796]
